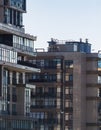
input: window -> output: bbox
[13,35,34,52]
[10,0,26,11]
[98,60,101,68]
[12,104,16,114]
[98,88,101,97]
[98,102,101,115]
[65,74,73,81]
[65,100,73,107]
[0,48,17,63]
[65,60,73,68]
[25,89,30,115]
[57,73,61,81]
[40,125,44,130]
[3,69,8,86]
[65,88,73,94]
[65,114,73,120]
[57,99,60,108]
[69,75,73,81]
[4,8,10,24]
[98,76,101,84]
[65,126,73,130]
[12,87,16,95]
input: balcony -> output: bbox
[31,93,56,98]
[41,66,57,69]
[65,94,73,99]
[14,44,36,55]
[33,119,59,126]
[65,107,73,112]
[0,60,40,73]
[31,105,57,109]
[29,79,57,83]
[0,115,34,130]
[18,60,37,68]
[65,81,73,86]
[65,120,73,125]
[0,23,24,34]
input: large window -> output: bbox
[4,8,10,24]
[25,89,31,116]
[32,73,57,82]
[13,35,34,53]
[31,87,57,108]
[0,47,17,63]
[36,58,62,69]
[10,0,26,11]
[98,60,101,68]
[1,69,9,114]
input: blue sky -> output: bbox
[24,0,101,52]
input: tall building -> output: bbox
[0,0,40,130]
[29,38,101,130]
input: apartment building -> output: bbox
[0,0,40,130]
[28,38,101,130]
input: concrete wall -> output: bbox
[16,87,24,116]
[86,54,98,129]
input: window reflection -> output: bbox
[0,47,17,63]
[13,35,34,53]
[98,76,101,84]
[98,51,101,69]
[65,60,73,68]
[98,61,101,68]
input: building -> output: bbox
[29,38,101,130]
[0,0,40,130]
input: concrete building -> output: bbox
[29,38,101,130]
[0,0,40,129]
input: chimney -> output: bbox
[85,39,88,43]
[80,38,82,42]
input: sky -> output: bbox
[24,0,101,52]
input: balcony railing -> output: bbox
[33,119,59,125]
[29,78,57,83]
[0,23,24,33]
[65,107,73,112]
[31,93,57,98]
[65,120,73,125]
[65,94,73,99]
[18,60,37,68]
[31,105,57,109]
